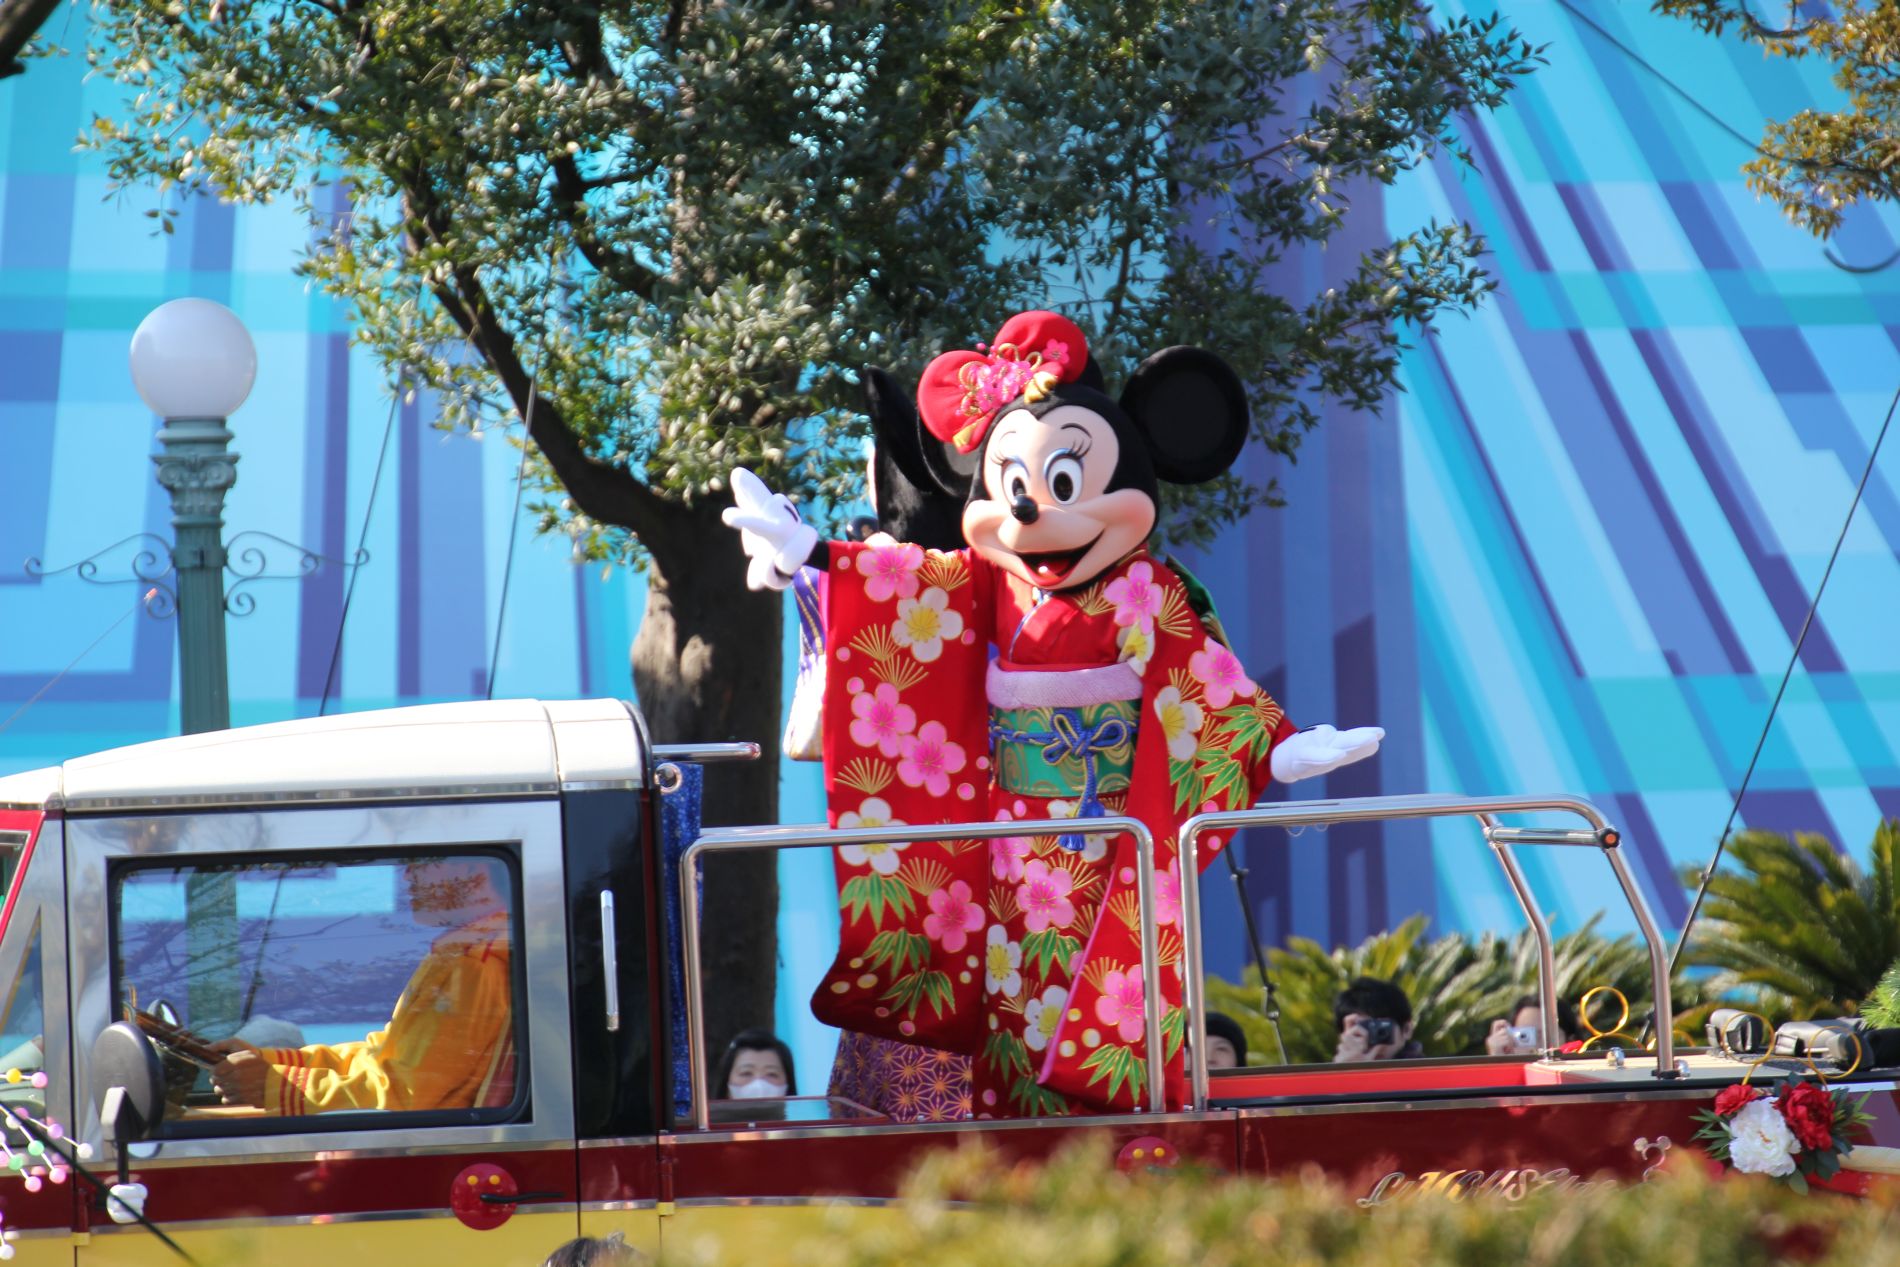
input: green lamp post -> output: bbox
[127,298,257,736]
[128,298,257,1036]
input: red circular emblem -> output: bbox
[449,1163,518,1231]
[1116,1135,1180,1174]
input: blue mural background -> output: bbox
[3,2,1899,1080]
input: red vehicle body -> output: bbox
[0,699,1889,1265]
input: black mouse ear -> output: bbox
[1118,346,1250,484]
[1076,356,1108,394]
[862,368,938,493]
[916,427,980,500]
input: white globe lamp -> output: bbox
[129,298,257,420]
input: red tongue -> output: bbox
[1032,560,1064,584]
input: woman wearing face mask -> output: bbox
[712,1029,798,1101]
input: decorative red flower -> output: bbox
[1713,1083,1765,1117]
[1778,1081,1837,1152]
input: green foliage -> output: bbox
[1655,1,1900,238]
[82,0,1542,562]
[1864,958,1900,1029]
[1681,821,1900,1021]
[665,1136,1900,1267]
[1205,913,1713,1064]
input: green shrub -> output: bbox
[1206,914,1714,1064]
[1865,958,1900,1029]
[676,1137,1900,1267]
[1682,822,1900,1021]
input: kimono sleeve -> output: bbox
[808,539,995,1054]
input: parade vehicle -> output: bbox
[0,697,1891,1266]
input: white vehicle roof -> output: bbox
[0,698,647,812]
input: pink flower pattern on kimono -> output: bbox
[1104,560,1162,631]
[990,834,1032,883]
[855,541,924,603]
[1153,862,1181,927]
[1017,859,1076,933]
[1188,636,1256,710]
[897,720,966,796]
[923,880,983,953]
[1094,967,1146,1043]
[849,683,916,757]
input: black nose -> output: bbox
[1010,495,1040,524]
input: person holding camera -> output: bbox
[1485,994,1584,1055]
[1331,976,1423,1062]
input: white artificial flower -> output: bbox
[1727,1098,1800,1177]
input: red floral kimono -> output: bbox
[812,539,1294,1115]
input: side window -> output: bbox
[0,915,45,1117]
[111,850,523,1133]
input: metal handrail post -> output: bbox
[1603,844,1678,1078]
[1479,813,1560,1062]
[680,815,1163,1130]
[1176,827,1209,1113]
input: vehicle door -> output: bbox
[565,784,663,1259]
[66,798,579,1267]
[0,808,76,1266]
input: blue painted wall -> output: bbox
[4,3,1900,1081]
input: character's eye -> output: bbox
[1044,454,1084,505]
[1000,458,1031,503]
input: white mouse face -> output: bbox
[961,405,1155,591]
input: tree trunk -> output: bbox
[633,498,785,1076]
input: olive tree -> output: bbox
[1656,0,1900,239]
[85,0,1539,1043]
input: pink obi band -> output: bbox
[985,661,1143,710]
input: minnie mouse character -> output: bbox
[725,311,1381,1116]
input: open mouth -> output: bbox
[1015,534,1102,589]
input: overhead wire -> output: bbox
[485,397,537,702]
[0,589,159,738]
[1548,0,1900,982]
[317,379,403,717]
[1670,381,1898,977]
[484,237,564,702]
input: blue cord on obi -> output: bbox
[659,760,705,1118]
[987,708,1133,852]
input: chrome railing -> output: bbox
[670,782,1676,1129]
[680,815,1163,1129]
[1177,793,1680,1111]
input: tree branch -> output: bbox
[400,172,673,542]
[0,0,62,78]
[550,153,660,302]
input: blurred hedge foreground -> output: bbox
[665,1139,1900,1267]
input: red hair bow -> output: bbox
[916,311,1089,454]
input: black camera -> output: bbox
[1358,1017,1397,1047]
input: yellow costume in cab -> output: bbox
[257,911,515,1115]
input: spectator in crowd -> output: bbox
[1331,976,1423,1062]
[543,1232,642,1266]
[711,1028,797,1100]
[1485,993,1585,1055]
[1202,1011,1248,1070]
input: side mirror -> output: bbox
[91,1022,166,1183]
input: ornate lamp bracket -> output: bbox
[24,535,180,617]
[221,531,368,617]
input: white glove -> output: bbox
[721,467,819,592]
[1270,724,1384,784]
[106,1182,148,1225]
